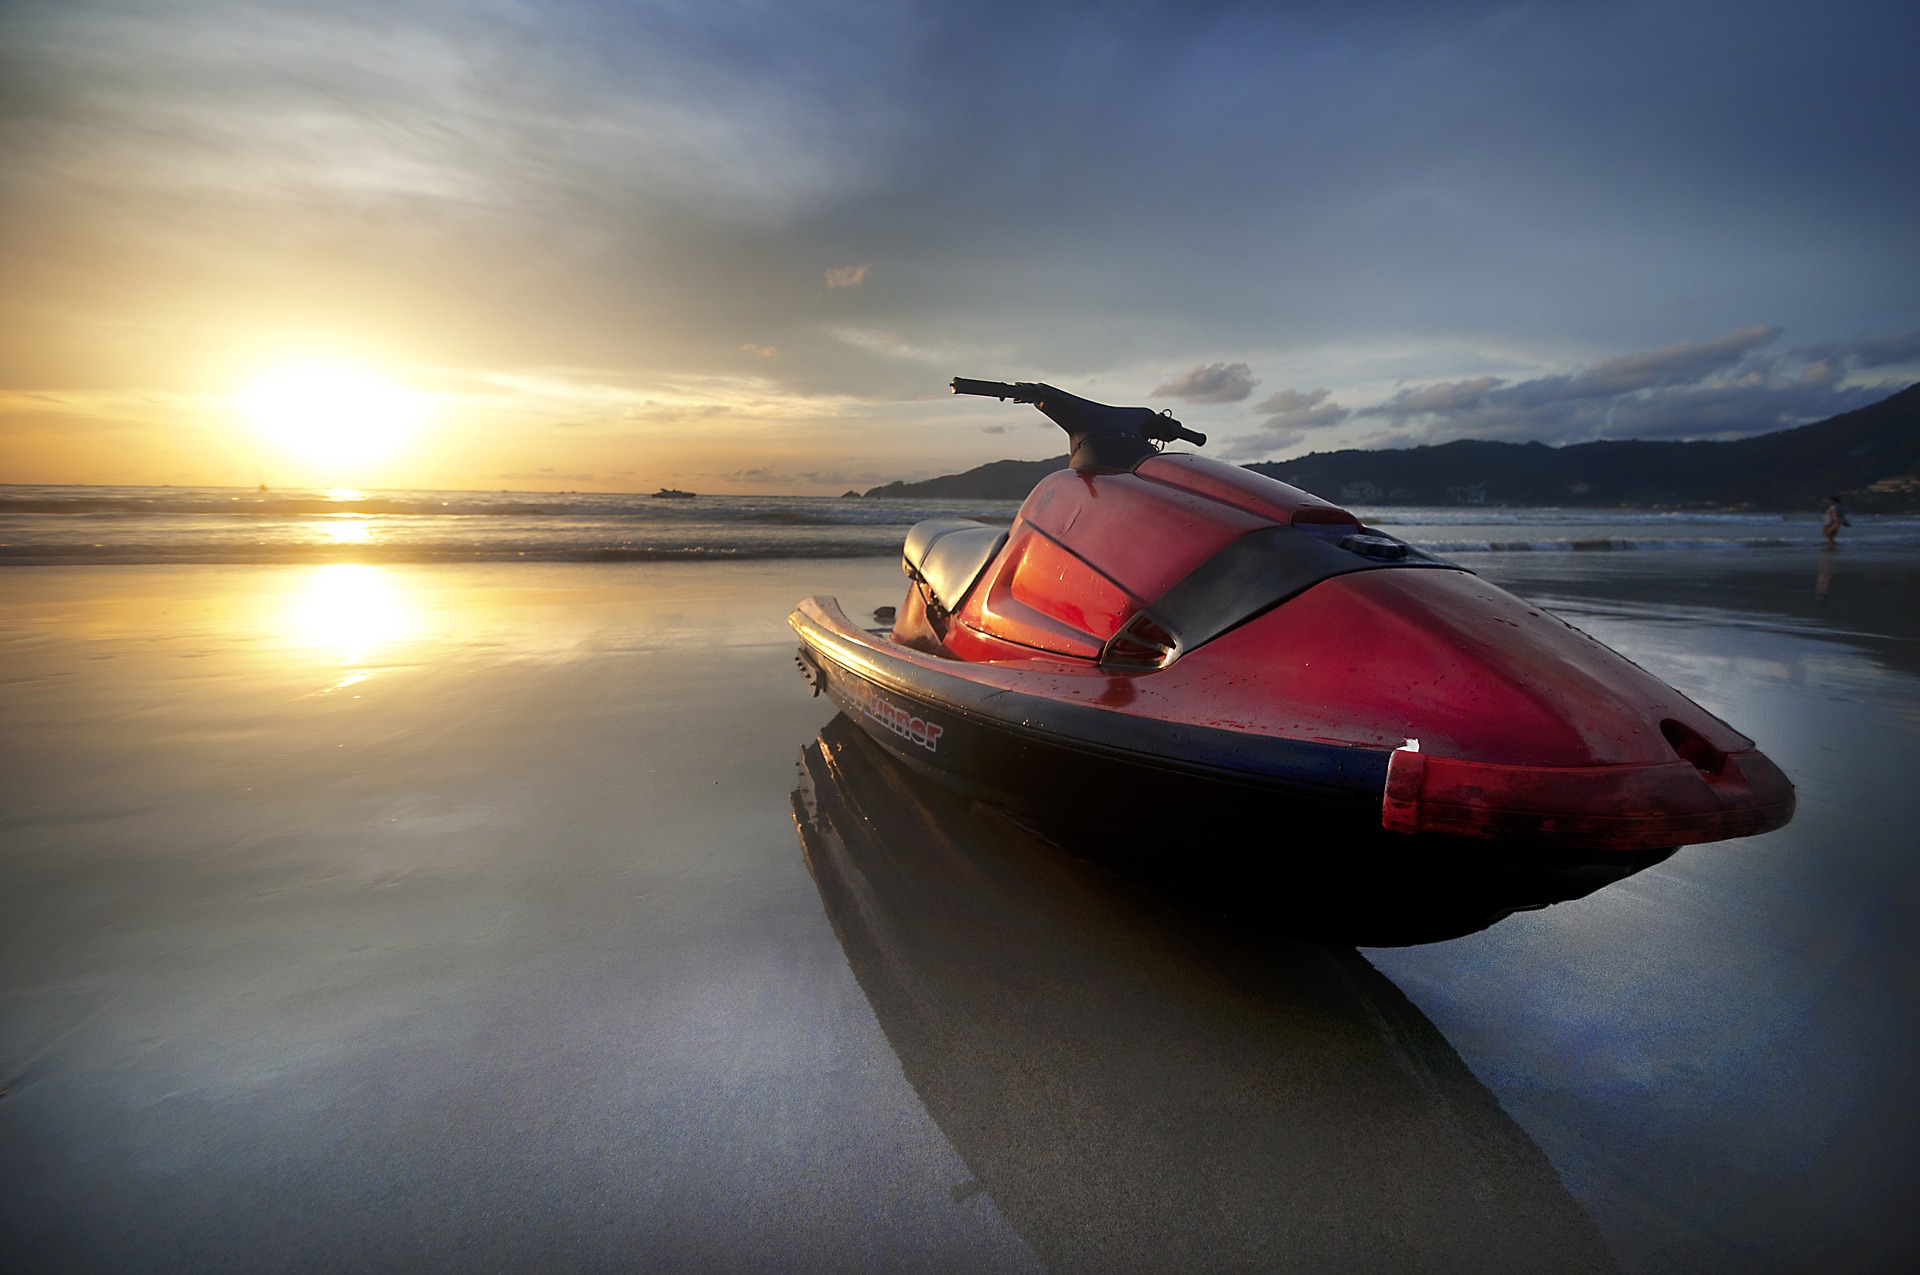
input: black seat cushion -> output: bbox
[902,519,1008,613]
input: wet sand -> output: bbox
[3,551,1917,1270]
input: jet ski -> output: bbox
[789,377,1794,887]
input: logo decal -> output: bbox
[845,678,946,753]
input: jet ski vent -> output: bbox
[1338,534,1409,560]
[1101,611,1179,670]
[1660,718,1728,776]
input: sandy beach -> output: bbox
[3,550,1917,1271]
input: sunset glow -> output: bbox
[0,0,1912,494]
[238,362,429,473]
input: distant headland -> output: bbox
[862,383,1920,512]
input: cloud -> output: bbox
[1254,388,1350,431]
[1378,328,1784,426]
[1374,376,1504,417]
[1151,362,1259,404]
[741,344,779,357]
[1352,326,1902,445]
[1212,387,1349,459]
[1790,330,1920,370]
[496,469,598,483]
[1553,326,1781,400]
[1219,428,1301,461]
[825,263,870,289]
[719,464,889,488]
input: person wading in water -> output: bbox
[1822,495,1851,547]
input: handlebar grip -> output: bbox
[1145,414,1207,447]
[951,377,1020,399]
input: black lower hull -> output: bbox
[794,627,1674,944]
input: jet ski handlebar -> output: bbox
[950,377,1206,469]
[951,377,1040,402]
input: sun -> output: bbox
[239,359,428,470]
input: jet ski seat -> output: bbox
[902,518,1008,614]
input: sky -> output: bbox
[2,0,1916,493]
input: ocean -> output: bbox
[5,482,1916,565]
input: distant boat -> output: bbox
[651,487,697,500]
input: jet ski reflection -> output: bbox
[792,715,1614,1274]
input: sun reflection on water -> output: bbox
[283,564,419,682]
[324,516,373,545]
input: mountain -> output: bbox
[865,384,1920,511]
[864,456,1069,500]
[1252,383,1920,511]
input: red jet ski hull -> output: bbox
[792,594,1792,857]
[790,449,1793,864]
